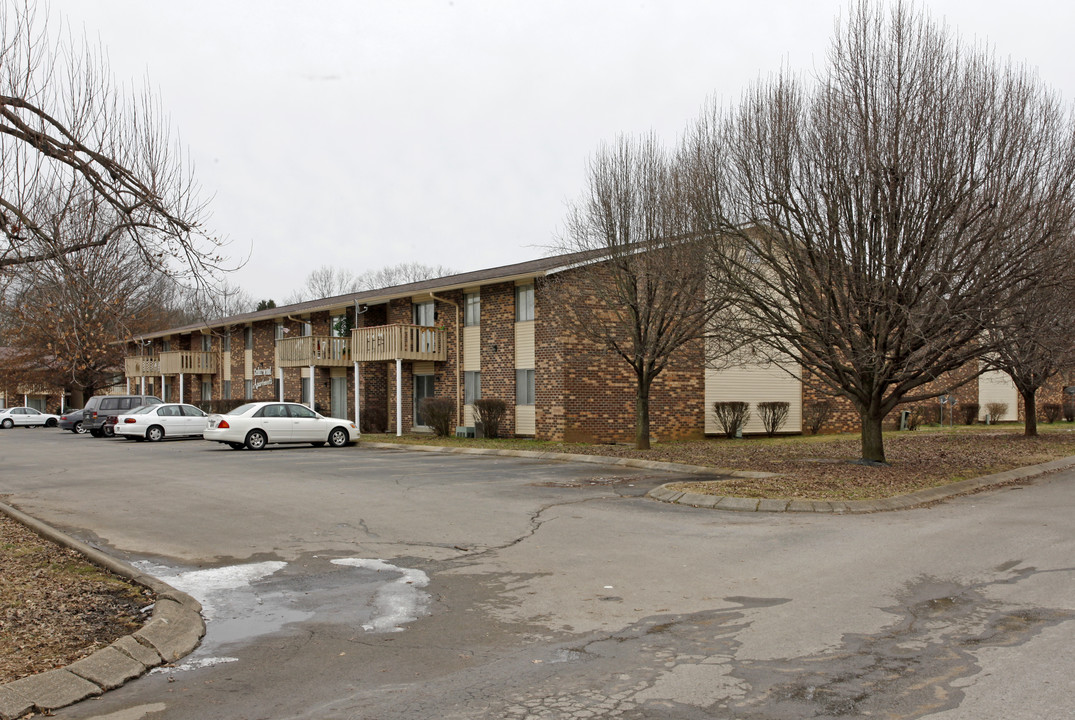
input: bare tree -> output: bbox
[284,265,362,304]
[555,133,734,450]
[0,237,188,405]
[689,2,1075,462]
[986,263,1075,436]
[355,262,454,290]
[0,1,228,284]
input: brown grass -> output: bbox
[368,425,1075,501]
[0,513,154,683]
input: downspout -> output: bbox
[430,293,461,427]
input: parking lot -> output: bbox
[2,429,1075,719]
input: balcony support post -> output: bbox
[278,366,284,402]
[179,373,184,404]
[359,361,367,434]
[308,364,315,409]
[396,358,402,437]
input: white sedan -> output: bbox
[204,402,357,450]
[115,403,209,441]
[0,406,60,429]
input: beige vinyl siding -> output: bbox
[222,351,231,381]
[515,321,535,369]
[978,369,1019,421]
[463,326,481,370]
[705,362,802,435]
[515,405,536,435]
[464,404,476,426]
[413,361,435,376]
[244,349,253,379]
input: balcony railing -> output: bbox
[160,351,218,375]
[352,324,447,362]
[125,355,161,377]
[276,335,352,368]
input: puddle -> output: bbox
[134,556,433,666]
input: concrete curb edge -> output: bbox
[646,455,1075,513]
[0,500,205,720]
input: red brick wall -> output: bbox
[535,269,706,444]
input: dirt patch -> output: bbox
[0,512,155,683]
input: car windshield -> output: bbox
[228,403,259,416]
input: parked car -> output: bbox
[0,406,60,429]
[115,403,209,442]
[58,409,86,434]
[82,394,163,437]
[203,402,357,450]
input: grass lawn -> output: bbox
[365,422,1075,501]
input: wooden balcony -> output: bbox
[125,355,161,377]
[159,351,218,375]
[276,335,352,368]
[352,324,447,362]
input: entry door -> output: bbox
[330,376,347,419]
[413,375,435,427]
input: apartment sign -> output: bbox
[253,366,273,390]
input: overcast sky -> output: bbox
[49,0,1075,303]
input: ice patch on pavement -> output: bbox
[134,560,287,616]
[151,656,238,673]
[134,559,311,649]
[331,558,430,632]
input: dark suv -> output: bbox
[83,394,163,437]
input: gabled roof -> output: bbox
[132,247,602,341]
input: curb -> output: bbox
[360,441,777,479]
[0,501,205,720]
[646,455,1075,513]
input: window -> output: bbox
[301,376,312,405]
[464,292,480,327]
[516,369,535,405]
[301,320,312,337]
[245,327,253,349]
[273,378,282,400]
[288,404,317,419]
[162,339,171,351]
[331,315,347,337]
[201,335,212,352]
[244,379,253,399]
[201,380,212,401]
[413,301,435,327]
[515,284,534,322]
[275,323,285,341]
[223,334,231,352]
[223,380,231,399]
[464,371,481,405]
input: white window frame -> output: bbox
[516,369,535,405]
[464,292,480,327]
[464,371,481,405]
[515,284,534,322]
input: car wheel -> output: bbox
[1,419,13,429]
[245,429,267,450]
[227,442,244,450]
[72,422,85,434]
[328,427,350,448]
[89,428,104,438]
[146,425,165,442]
[102,425,115,438]
[45,418,58,427]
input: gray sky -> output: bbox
[50,0,1075,302]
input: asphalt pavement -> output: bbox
[0,430,1073,719]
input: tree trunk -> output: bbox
[1022,388,1038,437]
[635,374,652,450]
[859,408,887,463]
